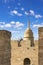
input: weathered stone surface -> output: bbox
[0,30,11,65]
[0,27,43,65]
[38,27,43,65]
[11,40,38,65]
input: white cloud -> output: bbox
[10,21,15,24]
[10,21,24,28]
[0,21,24,29]
[10,10,22,16]
[0,25,4,28]
[35,14,42,18]
[12,10,17,14]
[25,11,29,15]
[33,24,40,27]
[17,13,22,16]
[0,22,5,28]
[0,22,12,28]
[29,10,43,18]
[15,21,24,27]
[33,24,43,28]
[24,10,35,16]
[5,23,11,27]
[29,10,35,16]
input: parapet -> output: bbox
[0,30,11,40]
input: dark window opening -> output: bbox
[24,58,30,65]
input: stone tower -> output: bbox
[24,22,34,46]
[0,30,11,65]
[38,27,43,65]
[11,35,38,65]
[11,22,38,65]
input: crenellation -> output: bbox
[0,30,11,39]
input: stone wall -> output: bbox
[11,40,38,65]
[0,29,39,65]
[0,30,11,65]
[38,27,43,65]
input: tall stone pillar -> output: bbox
[38,27,43,65]
[0,30,11,65]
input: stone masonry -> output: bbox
[38,27,43,65]
[0,27,43,65]
[0,30,11,65]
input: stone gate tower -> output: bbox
[38,27,43,65]
[0,30,11,65]
[11,22,38,65]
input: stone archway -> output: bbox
[24,58,30,65]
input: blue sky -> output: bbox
[0,0,43,40]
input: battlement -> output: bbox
[0,30,11,39]
[11,40,37,49]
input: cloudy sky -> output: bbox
[0,0,43,40]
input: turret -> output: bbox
[23,21,34,46]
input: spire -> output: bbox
[28,21,30,28]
